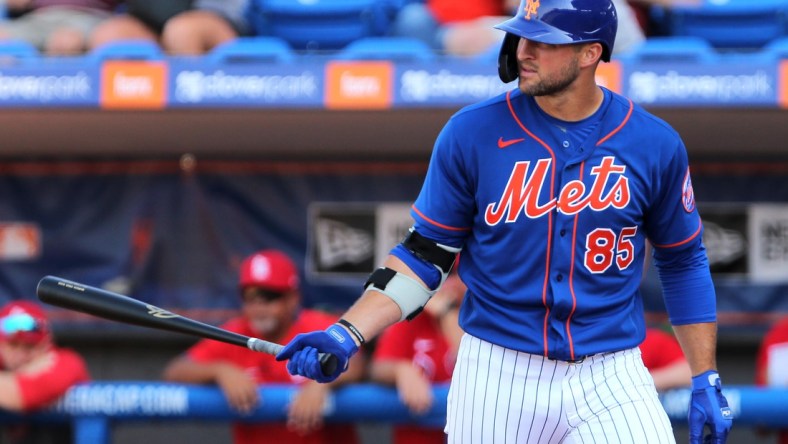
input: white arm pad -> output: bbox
[366,271,436,322]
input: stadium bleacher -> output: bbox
[207,37,296,64]
[246,0,397,52]
[334,36,435,62]
[0,0,786,62]
[650,0,788,50]
[0,39,38,60]
[615,35,720,64]
[88,39,163,61]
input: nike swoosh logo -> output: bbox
[498,137,525,149]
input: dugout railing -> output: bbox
[0,383,786,444]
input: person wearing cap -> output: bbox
[0,300,90,442]
[162,249,363,444]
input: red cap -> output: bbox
[239,249,299,293]
[0,300,50,344]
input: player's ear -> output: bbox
[578,42,603,67]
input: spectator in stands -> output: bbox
[755,316,788,444]
[0,0,121,55]
[391,0,519,57]
[391,0,652,58]
[640,326,692,391]
[163,249,364,444]
[368,271,462,444]
[89,0,250,55]
[0,300,90,442]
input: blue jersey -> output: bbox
[411,87,715,361]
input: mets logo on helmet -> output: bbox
[524,0,540,20]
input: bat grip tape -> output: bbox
[247,338,282,355]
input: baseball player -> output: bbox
[277,0,733,443]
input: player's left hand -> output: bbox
[689,370,733,444]
[276,324,359,383]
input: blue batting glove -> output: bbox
[276,324,359,383]
[689,370,733,444]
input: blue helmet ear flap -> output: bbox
[498,33,520,83]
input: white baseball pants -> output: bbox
[445,333,675,443]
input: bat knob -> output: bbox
[319,353,339,376]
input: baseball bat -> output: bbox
[36,275,338,376]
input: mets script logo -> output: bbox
[682,167,695,213]
[147,305,179,319]
[524,0,540,19]
[485,156,630,225]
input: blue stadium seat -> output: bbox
[616,36,719,64]
[654,0,788,50]
[207,37,295,64]
[0,40,39,62]
[247,0,393,51]
[763,36,788,60]
[335,37,435,62]
[88,40,163,61]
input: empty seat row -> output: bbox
[2,34,788,65]
[617,35,788,64]
[245,0,401,51]
[650,0,788,50]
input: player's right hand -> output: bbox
[276,324,359,383]
[689,370,733,444]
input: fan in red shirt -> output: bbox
[370,272,465,444]
[0,300,90,443]
[755,317,788,444]
[163,249,363,444]
[639,327,692,391]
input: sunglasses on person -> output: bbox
[242,288,290,303]
[0,313,42,336]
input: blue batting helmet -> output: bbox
[494,0,618,82]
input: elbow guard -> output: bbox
[396,228,459,288]
[367,228,460,321]
[364,267,435,321]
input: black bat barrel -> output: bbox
[36,275,338,376]
[36,275,249,347]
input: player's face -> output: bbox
[241,287,299,337]
[515,38,582,96]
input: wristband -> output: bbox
[337,319,365,345]
[692,370,722,391]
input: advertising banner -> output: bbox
[624,62,778,107]
[748,204,788,282]
[0,64,98,107]
[168,60,322,107]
